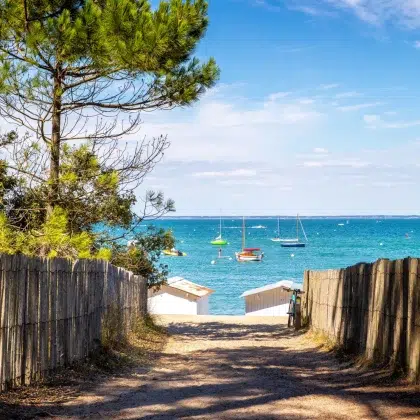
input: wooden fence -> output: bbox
[0,254,147,391]
[302,258,420,383]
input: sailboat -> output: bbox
[280,214,308,248]
[271,217,282,242]
[211,215,228,245]
[235,217,264,262]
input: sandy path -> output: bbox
[45,315,419,420]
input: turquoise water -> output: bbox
[145,218,420,315]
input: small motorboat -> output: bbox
[163,249,187,257]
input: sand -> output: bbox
[32,315,420,419]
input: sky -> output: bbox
[140,0,420,216]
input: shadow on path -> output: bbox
[5,317,420,419]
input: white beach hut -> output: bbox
[148,276,214,315]
[240,280,294,316]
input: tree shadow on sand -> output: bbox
[3,318,420,419]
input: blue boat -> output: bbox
[281,242,306,248]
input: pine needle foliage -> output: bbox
[0,0,218,285]
[0,0,219,212]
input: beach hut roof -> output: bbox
[240,280,294,298]
[167,276,214,298]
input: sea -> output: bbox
[140,217,420,315]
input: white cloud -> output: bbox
[192,169,257,178]
[218,179,269,186]
[257,1,420,28]
[135,81,420,216]
[303,159,371,168]
[139,86,324,163]
[288,5,337,16]
[371,181,415,187]
[335,91,361,98]
[291,1,420,27]
[268,91,291,101]
[338,102,383,111]
[384,119,420,128]
[363,114,420,129]
[364,114,381,124]
[318,83,340,90]
[414,40,420,49]
[196,93,322,128]
[299,98,316,104]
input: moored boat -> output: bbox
[211,214,228,245]
[235,217,264,262]
[210,215,229,245]
[236,247,264,262]
[279,214,308,248]
[271,217,283,242]
[281,242,305,248]
[211,235,228,245]
[163,249,187,257]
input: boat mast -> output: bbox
[296,214,299,241]
[242,216,245,250]
[219,212,222,237]
[277,217,280,238]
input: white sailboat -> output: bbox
[271,217,283,242]
[271,216,299,243]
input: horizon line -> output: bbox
[160,214,420,219]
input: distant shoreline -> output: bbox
[160,215,420,220]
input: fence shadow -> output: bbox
[2,317,419,419]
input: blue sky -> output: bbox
[139,0,420,216]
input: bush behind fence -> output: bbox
[303,257,420,383]
[0,254,147,391]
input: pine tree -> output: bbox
[0,0,219,213]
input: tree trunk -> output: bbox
[48,72,62,215]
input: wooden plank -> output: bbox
[73,260,80,361]
[408,258,420,382]
[56,259,64,367]
[32,257,41,382]
[22,256,32,385]
[1,255,11,391]
[0,255,6,390]
[40,257,49,379]
[68,260,75,364]
[49,258,57,371]
[81,260,87,358]
[10,255,18,388]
